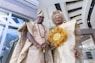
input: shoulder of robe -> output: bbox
[18,22,27,32]
[60,19,76,28]
[26,21,34,25]
[18,21,34,32]
[64,19,76,25]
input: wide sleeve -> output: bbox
[10,22,27,63]
[75,24,81,47]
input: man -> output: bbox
[10,10,53,63]
[48,10,81,63]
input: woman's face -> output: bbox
[53,14,63,25]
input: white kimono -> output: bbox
[54,20,76,63]
[10,21,53,63]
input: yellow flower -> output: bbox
[48,27,68,48]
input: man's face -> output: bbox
[37,16,44,24]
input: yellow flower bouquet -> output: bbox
[48,27,68,48]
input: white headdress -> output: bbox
[37,9,44,17]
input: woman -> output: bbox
[48,10,81,63]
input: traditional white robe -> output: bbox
[54,20,76,63]
[10,21,53,63]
